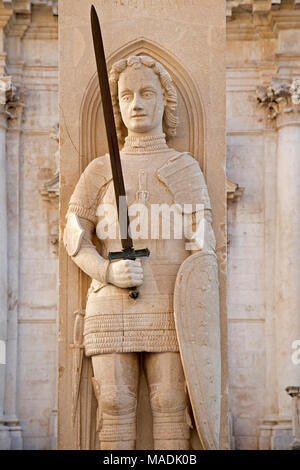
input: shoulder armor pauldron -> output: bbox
[156,152,211,213]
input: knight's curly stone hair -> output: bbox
[109,55,178,144]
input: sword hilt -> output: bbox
[108,247,150,299]
[108,247,150,261]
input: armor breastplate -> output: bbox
[84,149,188,355]
[94,150,189,298]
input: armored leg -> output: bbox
[92,353,139,450]
[144,352,191,450]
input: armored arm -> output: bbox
[64,213,110,284]
[185,207,216,253]
[63,156,143,288]
[175,154,216,253]
[63,156,111,284]
[157,152,216,253]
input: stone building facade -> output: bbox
[0,0,299,450]
[0,0,58,450]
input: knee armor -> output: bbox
[149,383,191,441]
[92,378,137,442]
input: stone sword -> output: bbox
[91,5,150,299]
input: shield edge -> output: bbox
[174,251,221,450]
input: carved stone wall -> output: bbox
[226,0,300,449]
[59,0,227,450]
[0,0,300,451]
[0,0,58,450]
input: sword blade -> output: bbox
[91,5,132,250]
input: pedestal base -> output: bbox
[289,439,300,450]
[9,425,23,450]
[0,424,10,450]
[259,416,292,450]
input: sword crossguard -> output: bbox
[108,247,150,261]
[108,247,150,299]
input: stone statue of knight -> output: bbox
[64,55,221,450]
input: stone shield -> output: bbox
[174,251,221,449]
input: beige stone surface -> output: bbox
[63,54,221,448]
[286,387,300,449]
[2,0,300,450]
[59,0,227,450]
[226,2,300,449]
[0,1,58,450]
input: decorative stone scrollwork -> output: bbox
[0,76,17,116]
[0,76,24,132]
[227,0,300,19]
[290,79,300,106]
[256,78,300,120]
[30,0,58,15]
[39,173,59,200]
[3,1,59,16]
[226,178,244,203]
[46,0,58,16]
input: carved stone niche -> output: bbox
[59,0,227,451]
[77,40,206,451]
[80,39,205,171]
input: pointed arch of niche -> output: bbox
[79,37,206,173]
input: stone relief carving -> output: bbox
[3,0,58,15]
[0,77,17,117]
[79,38,205,174]
[32,0,58,15]
[290,78,300,106]
[0,76,24,131]
[64,55,221,450]
[39,123,59,254]
[226,178,244,203]
[227,0,300,18]
[256,78,300,120]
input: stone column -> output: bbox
[0,77,14,450]
[257,79,300,448]
[286,386,300,450]
[275,91,300,417]
[0,83,8,450]
[0,79,23,451]
[0,1,22,449]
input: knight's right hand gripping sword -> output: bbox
[91,5,150,299]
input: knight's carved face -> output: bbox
[118,65,165,136]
